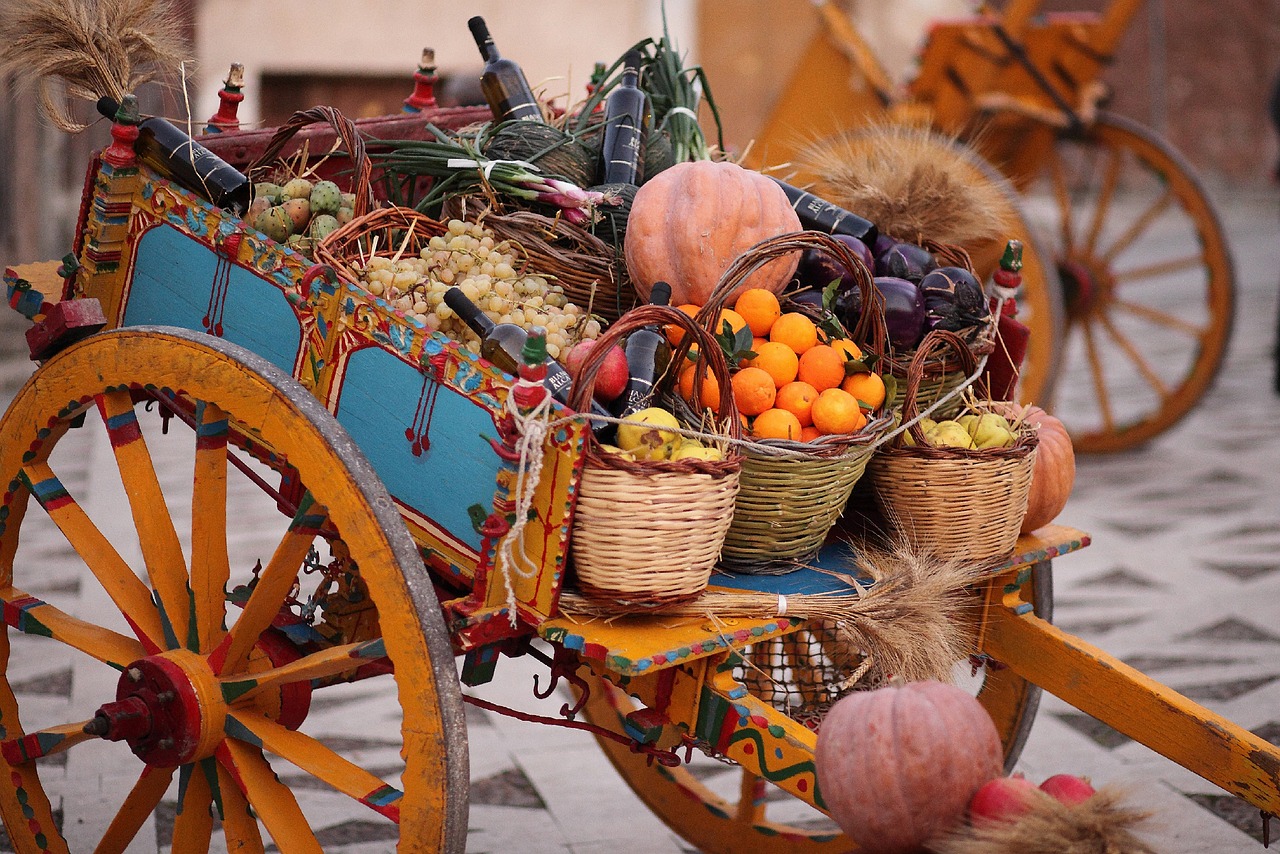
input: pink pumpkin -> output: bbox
[815,680,1003,853]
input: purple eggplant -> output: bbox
[866,276,927,351]
[796,234,875,292]
[875,241,938,283]
[919,266,990,332]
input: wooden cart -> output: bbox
[752,0,1235,454]
[0,101,1273,852]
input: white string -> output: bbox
[665,106,700,121]
[496,378,556,627]
[445,157,540,179]
[777,594,788,617]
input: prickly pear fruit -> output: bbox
[280,198,311,233]
[253,182,283,204]
[309,180,343,216]
[336,206,355,225]
[255,205,293,243]
[341,192,358,208]
[246,195,272,225]
[309,214,340,241]
[281,178,314,200]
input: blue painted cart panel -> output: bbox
[123,224,302,376]
[334,345,501,552]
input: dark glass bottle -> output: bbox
[769,177,879,247]
[611,282,672,419]
[599,50,651,185]
[468,16,544,122]
[97,96,251,214]
[443,288,611,430]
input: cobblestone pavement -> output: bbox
[0,191,1278,851]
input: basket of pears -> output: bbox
[867,329,1039,565]
[566,304,742,607]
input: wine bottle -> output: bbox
[611,282,673,419]
[599,50,651,185]
[769,177,878,247]
[468,16,544,123]
[97,96,251,214]
[443,288,611,430]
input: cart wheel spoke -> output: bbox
[735,770,767,823]
[0,585,146,666]
[1048,152,1077,254]
[1098,187,1174,266]
[96,391,192,649]
[227,709,403,820]
[190,401,231,654]
[212,493,327,676]
[1082,143,1123,258]
[218,739,323,852]
[1110,297,1206,338]
[172,761,215,854]
[216,761,265,852]
[1112,253,1205,286]
[14,463,164,648]
[93,765,176,854]
[222,637,387,703]
[1097,311,1171,400]
[1080,320,1117,435]
[0,719,97,765]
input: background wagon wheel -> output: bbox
[577,566,1052,853]
[1017,111,1235,452]
[0,327,467,852]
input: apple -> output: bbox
[968,775,1042,824]
[1039,773,1097,806]
[563,339,629,404]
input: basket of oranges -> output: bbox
[566,304,743,606]
[692,232,893,574]
[868,329,1039,566]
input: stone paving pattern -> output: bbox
[0,192,1277,851]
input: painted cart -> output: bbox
[0,103,1276,853]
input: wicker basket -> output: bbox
[881,239,996,419]
[567,305,742,607]
[313,206,448,291]
[701,232,891,574]
[445,197,637,324]
[868,329,1038,566]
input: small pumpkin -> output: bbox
[623,160,802,306]
[1015,404,1075,533]
[815,679,1003,854]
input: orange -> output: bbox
[730,366,777,416]
[665,303,702,346]
[769,312,818,355]
[800,425,822,443]
[829,338,863,362]
[811,387,867,435]
[734,288,782,336]
[841,371,887,412]
[744,341,799,387]
[743,336,769,367]
[797,344,847,393]
[679,363,721,410]
[718,308,748,337]
[774,380,819,427]
[752,408,803,441]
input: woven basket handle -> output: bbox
[567,304,742,444]
[245,105,377,219]
[899,328,979,445]
[701,231,888,358]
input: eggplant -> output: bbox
[875,241,937,283]
[795,234,874,292]
[865,276,927,351]
[919,266,990,332]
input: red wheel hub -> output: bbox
[88,652,219,767]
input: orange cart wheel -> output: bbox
[579,566,1052,853]
[0,327,467,852]
[1020,111,1235,452]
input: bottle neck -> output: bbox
[468,17,500,62]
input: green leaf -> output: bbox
[881,373,899,408]
[821,278,841,312]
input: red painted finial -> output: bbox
[101,94,142,167]
[205,63,245,133]
[403,48,438,112]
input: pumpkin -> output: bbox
[815,679,1003,854]
[623,160,802,306]
[1016,404,1075,533]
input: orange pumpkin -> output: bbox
[815,680,1003,854]
[623,160,802,306]
[1017,405,1075,533]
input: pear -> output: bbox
[616,407,682,457]
[969,413,1015,449]
[956,414,981,436]
[672,443,723,461]
[903,417,938,447]
[598,444,636,460]
[929,420,976,449]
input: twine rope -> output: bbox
[497,377,556,626]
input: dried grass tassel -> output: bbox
[0,0,188,132]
